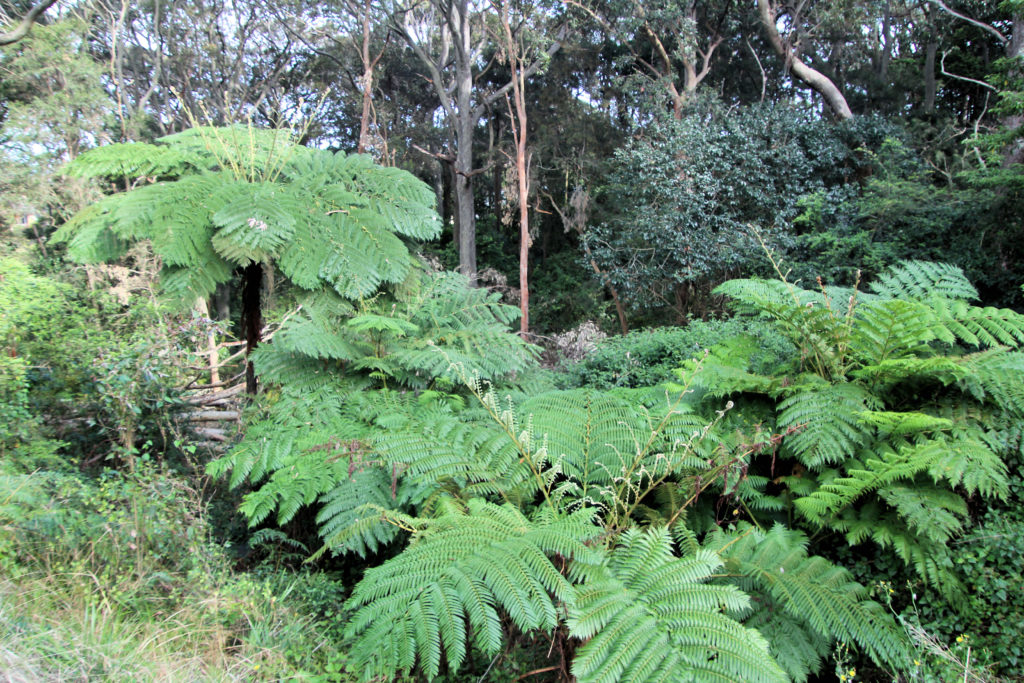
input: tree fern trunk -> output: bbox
[242,262,262,395]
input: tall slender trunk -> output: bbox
[241,262,262,395]
[454,115,477,284]
[500,4,531,337]
[357,0,376,154]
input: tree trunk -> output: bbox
[454,116,478,284]
[195,296,220,385]
[879,3,891,81]
[241,262,262,395]
[499,2,531,337]
[924,42,937,114]
[213,282,230,321]
[924,4,938,115]
[356,0,376,154]
[755,0,854,119]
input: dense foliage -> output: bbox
[5,0,1024,680]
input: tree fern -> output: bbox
[344,500,601,680]
[55,128,441,305]
[706,262,1021,602]
[567,526,787,683]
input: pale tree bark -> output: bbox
[495,0,531,336]
[394,0,566,285]
[636,4,722,119]
[195,296,220,385]
[0,0,58,46]
[755,0,854,119]
[354,0,386,155]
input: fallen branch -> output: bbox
[193,427,230,442]
[185,410,241,421]
[184,383,246,405]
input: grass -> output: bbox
[0,463,349,682]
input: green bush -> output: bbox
[901,512,1024,679]
[558,318,793,389]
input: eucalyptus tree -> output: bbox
[390,0,568,285]
[575,0,737,118]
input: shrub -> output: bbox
[559,318,793,389]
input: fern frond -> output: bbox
[851,357,966,391]
[677,335,788,398]
[158,251,233,305]
[344,500,600,680]
[960,349,1024,416]
[927,297,1024,348]
[925,435,1008,498]
[158,125,297,177]
[568,526,787,683]
[855,410,953,438]
[67,142,203,179]
[870,260,978,301]
[777,384,878,467]
[848,299,935,365]
[209,182,305,265]
[50,194,130,263]
[714,278,848,377]
[706,523,909,681]
[793,440,947,523]
[841,506,965,603]
[316,467,414,557]
[876,484,966,543]
[520,389,645,495]
[273,299,365,361]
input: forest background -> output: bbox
[3,0,1024,680]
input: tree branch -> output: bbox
[476,21,567,113]
[940,49,996,91]
[924,0,1008,45]
[0,0,59,46]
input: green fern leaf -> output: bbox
[777,384,878,467]
[568,526,787,683]
[705,524,909,681]
[870,260,978,301]
[344,500,600,680]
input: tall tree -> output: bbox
[93,0,314,138]
[392,0,566,284]
[495,0,533,335]
[576,0,731,118]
